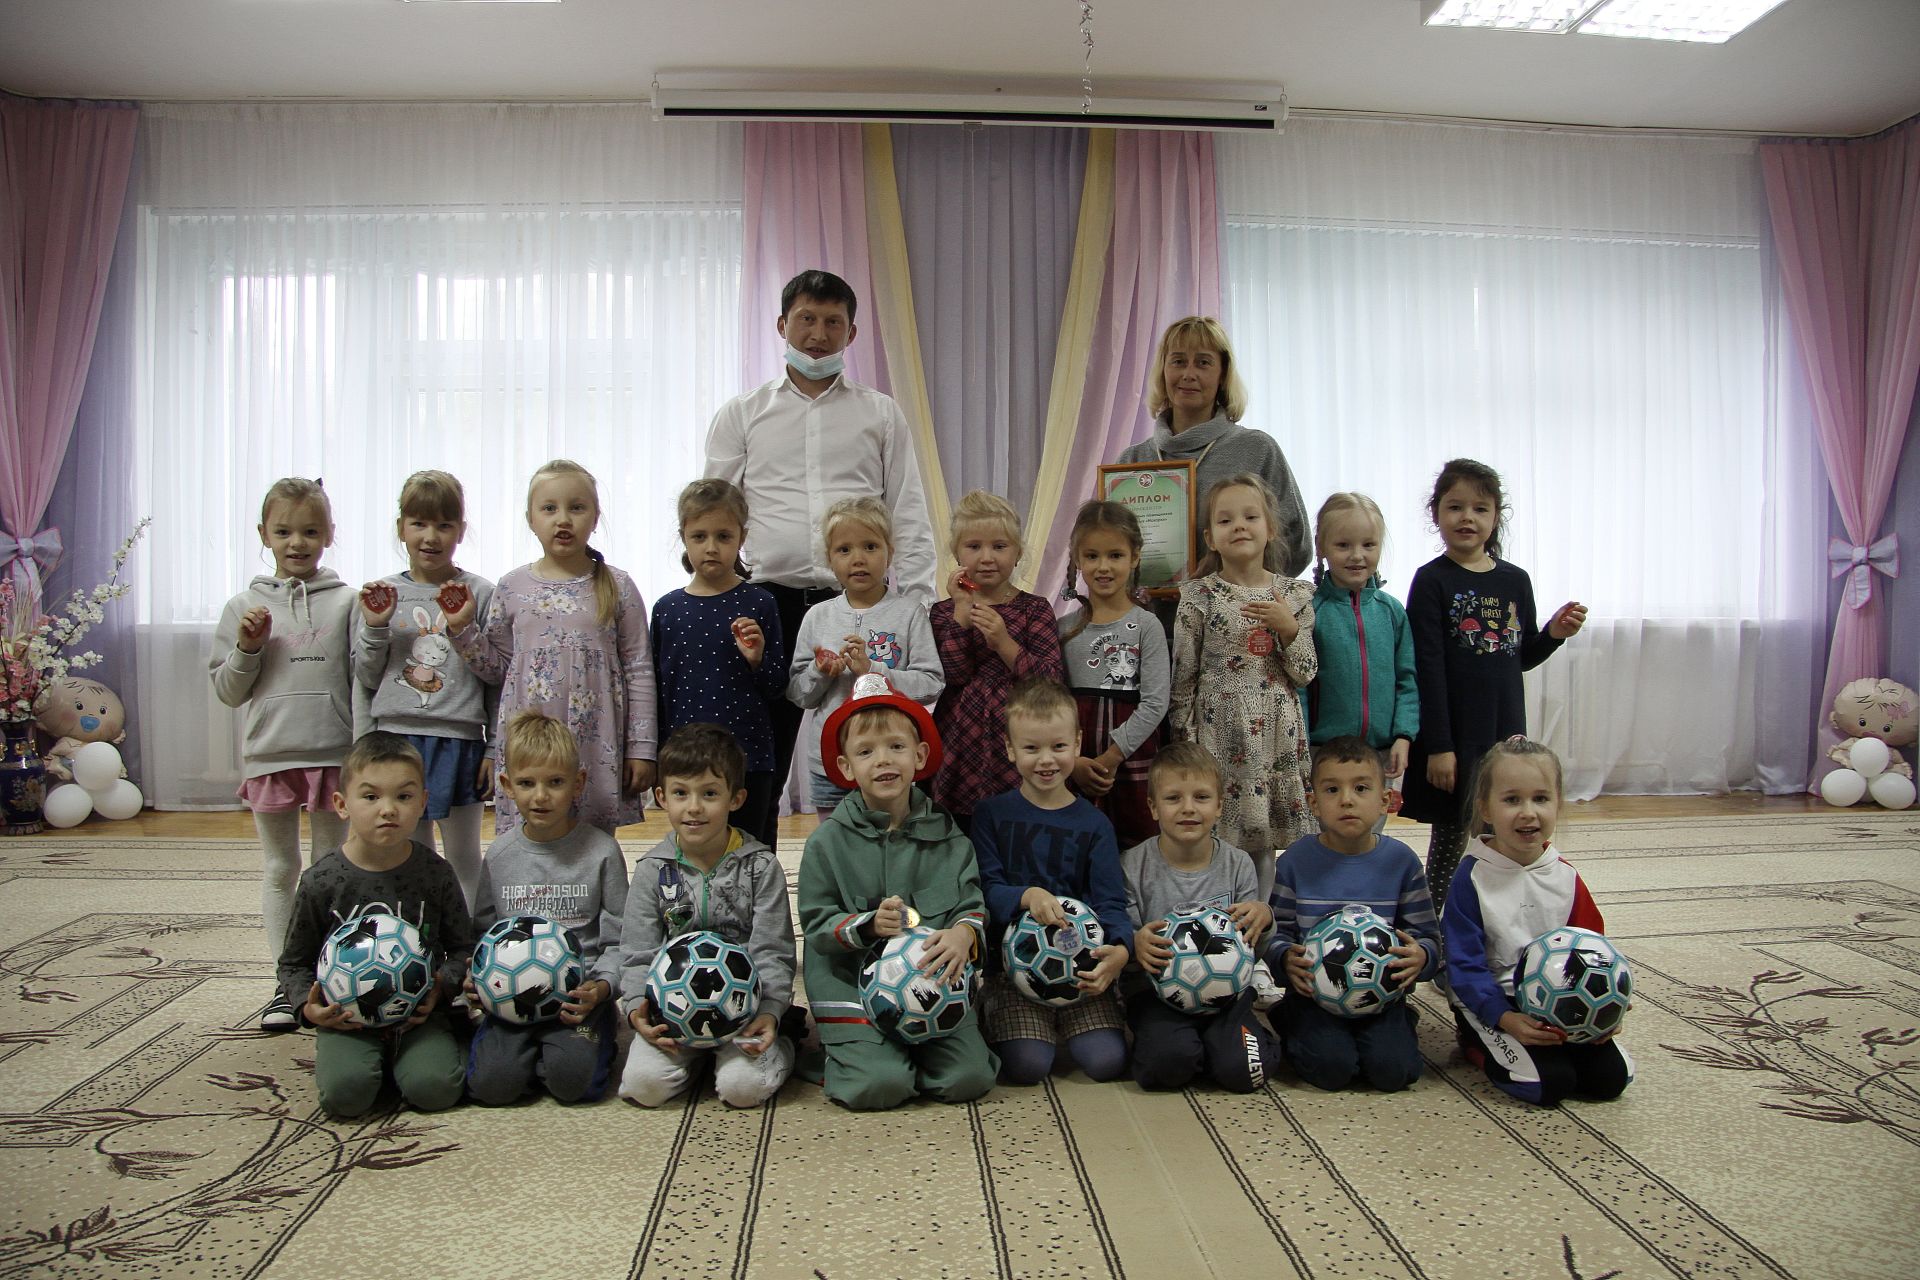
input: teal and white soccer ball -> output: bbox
[860,926,976,1044]
[1303,905,1403,1018]
[1514,926,1632,1044]
[1152,905,1253,1014]
[470,915,584,1025]
[645,930,761,1048]
[1003,896,1105,1008]
[316,911,433,1028]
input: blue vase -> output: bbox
[0,718,46,835]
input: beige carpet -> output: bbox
[2,811,1916,1279]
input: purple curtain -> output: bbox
[739,123,889,394]
[891,124,1087,516]
[0,95,138,605]
[1761,118,1920,777]
[1032,130,1223,605]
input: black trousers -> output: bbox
[762,581,841,832]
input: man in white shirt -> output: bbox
[703,269,937,817]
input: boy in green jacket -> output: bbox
[797,674,996,1110]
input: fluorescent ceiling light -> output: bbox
[1577,0,1790,43]
[1421,0,1790,41]
[399,1,561,6]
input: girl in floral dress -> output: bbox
[1168,473,1318,900]
[447,459,656,834]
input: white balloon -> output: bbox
[71,741,124,791]
[1869,771,1916,811]
[93,778,144,821]
[1820,769,1867,807]
[1849,737,1891,778]
[42,784,94,828]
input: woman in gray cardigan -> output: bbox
[1115,315,1311,578]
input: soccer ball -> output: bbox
[1514,926,1633,1044]
[316,912,434,1028]
[470,915,585,1025]
[645,930,761,1048]
[1002,896,1105,1007]
[1152,905,1253,1014]
[1302,905,1404,1018]
[860,927,976,1044]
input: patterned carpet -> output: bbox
[1,811,1916,1279]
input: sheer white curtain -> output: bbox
[1220,118,1821,797]
[135,103,742,807]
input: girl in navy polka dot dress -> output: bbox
[649,480,790,849]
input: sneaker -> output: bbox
[1249,960,1285,1012]
[259,991,298,1032]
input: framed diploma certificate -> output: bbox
[1096,460,1198,597]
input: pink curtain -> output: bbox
[739,123,889,394]
[0,96,138,603]
[1760,119,1920,779]
[1031,130,1222,604]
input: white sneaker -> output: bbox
[1249,961,1284,1012]
[259,992,298,1032]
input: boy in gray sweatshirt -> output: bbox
[464,711,628,1105]
[618,724,798,1108]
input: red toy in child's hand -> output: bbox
[955,573,979,593]
[815,646,840,667]
[436,582,471,616]
[730,617,752,637]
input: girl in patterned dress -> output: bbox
[447,459,657,835]
[930,490,1066,833]
[1058,500,1168,849]
[1401,458,1587,906]
[1168,473,1318,900]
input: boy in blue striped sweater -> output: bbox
[1268,736,1439,1091]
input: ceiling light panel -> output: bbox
[1421,1,1597,31]
[1574,0,1790,43]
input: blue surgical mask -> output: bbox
[785,344,845,381]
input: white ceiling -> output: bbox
[3,0,1917,136]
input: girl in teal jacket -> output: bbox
[1302,494,1419,782]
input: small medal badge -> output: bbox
[1247,627,1274,656]
[1058,921,1086,956]
[902,906,922,929]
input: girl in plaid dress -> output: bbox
[930,491,1067,833]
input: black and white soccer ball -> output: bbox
[860,927,976,1044]
[1514,926,1632,1044]
[1151,904,1253,1014]
[1302,904,1403,1018]
[470,914,585,1025]
[1002,896,1105,1007]
[645,930,761,1048]
[316,911,433,1028]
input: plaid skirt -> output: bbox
[1073,689,1161,849]
[982,972,1125,1045]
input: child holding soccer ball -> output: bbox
[464,712,628,1106]
[275,733,473,1119]
[797,674,997,1110]
[1443,737,1632,1107]
[1119,742,1277,1093]
[618,724,798,1109]
[1269,736,1438,1092]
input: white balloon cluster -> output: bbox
[1819,737,1917,810]
[43,741,144,828]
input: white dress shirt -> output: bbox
[703,371,936,605]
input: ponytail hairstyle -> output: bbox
[259,476,333,532]
[1059,499,1145,641]
[675,478,751,578]
[1311,491,1388,587]
[1194,472,1285,577]
[527,459,618,627]
[1427,458,1510,562]
[1466,736,1565,831]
